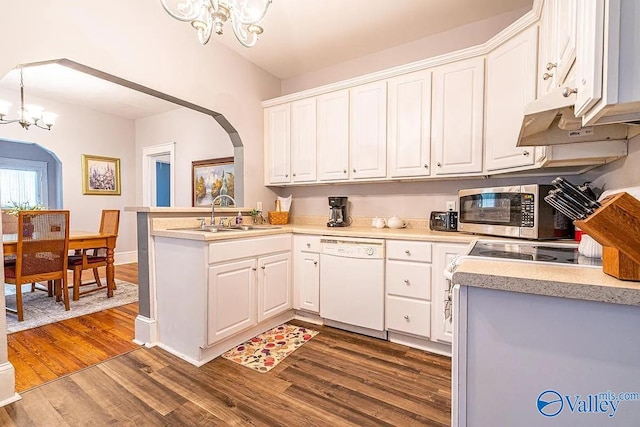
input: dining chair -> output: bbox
[67,209,120,300]
[4,210,70,321]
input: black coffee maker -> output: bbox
[327,196,349,227]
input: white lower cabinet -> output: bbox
[208,239,293,346]
[385,239,468,354]
[208,259,257,344]
[257,253,292,322]
[153,234,293,366]
[385,240,433,339]
[293,235,321,313]
[431,242,468,344]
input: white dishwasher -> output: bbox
[320,237,386,339]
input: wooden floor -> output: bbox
[7,263,140,392]
[3,262,453,426]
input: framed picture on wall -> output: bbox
[82,154,121,195]
[192,157,235,207]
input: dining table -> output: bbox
[2,231,118,298]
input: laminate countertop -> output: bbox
[151,223,479,244]
[452,257,640,307]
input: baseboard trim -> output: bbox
[134,315,158,346]
[387,331,452,357]
[115,251,137,265]
[0,362,19,408]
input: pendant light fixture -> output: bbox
[0,68,57,131]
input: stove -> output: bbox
[467,240,602,267]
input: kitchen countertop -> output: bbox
[453,257,640,307]
[151,223,479,243]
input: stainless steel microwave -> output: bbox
[458,184,572,239]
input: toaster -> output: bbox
[429,211,458,232]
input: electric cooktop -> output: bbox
[467,240,602,267]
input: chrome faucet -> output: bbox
[210,195,237,226]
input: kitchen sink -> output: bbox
[168,224,281,232]
[168,226,242,233]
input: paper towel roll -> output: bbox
[277,195,292,212]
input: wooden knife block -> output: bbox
[574,192,640,281]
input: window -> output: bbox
[0,158,48,208]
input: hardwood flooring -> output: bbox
[3,262,453,426]
[7,263,140,392]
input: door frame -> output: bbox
[142,142,175,207]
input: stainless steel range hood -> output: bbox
[517,86,631,147]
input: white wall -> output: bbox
[135,107,234,207]
[281,7,529,94]
[0,87,137,256]
[584,136,640,192]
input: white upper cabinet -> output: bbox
[553,0,577,84]
[264,104,291,184]
[317,89,350,181]
[291,98,317,183]
[432,57,485,175]
[349,81,387,179]
[575,0,640,126]
[573,0,605,117]
[538,0,577,95]
[387,70,432,178]
[485,26,538,172]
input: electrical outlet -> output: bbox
[446,200,456,211]
[256,201,263,212]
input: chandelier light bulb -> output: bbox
[0,100,11,117]
[41,111,57,127]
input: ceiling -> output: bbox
[215,0,533,79]
[0,64,179,120]
[0,1,533,120]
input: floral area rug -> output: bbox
[222,324,318,373]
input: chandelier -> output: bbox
[0,69,57,130]
[160,0,272,48]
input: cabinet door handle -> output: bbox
[436,162,442,167]
[251,267,257,271]
[404,279,410,285]
[285,174,289,178]
[405,250,411,255]
[403,315,410,321]
[543,72,553,81]
[353,168,356,173]
[343,169,347,174]
[523,150,530,156]
[546,62,557,71]
[424,164,428,169]
[306,243,311,248]
[261,265,266,270]
[562,87,578,97]
[292,173,296,177]
[313,261,318,266]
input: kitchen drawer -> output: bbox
[209,234,292,264]
[386,260,431,300]
[294,235,321,253]
[386,240,432,263]
[385,295,431,338]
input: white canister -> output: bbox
[372,217,386,228]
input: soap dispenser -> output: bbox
[236,211,243,225]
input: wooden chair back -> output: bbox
[6,210,71,320]
[15,210,70,283]
[93,210,120,257]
